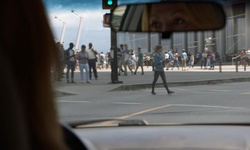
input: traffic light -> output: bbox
[103,13,110,27]
[102,0,117,10]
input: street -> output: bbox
[56,81,250,125]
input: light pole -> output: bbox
[71,10,83,50]
[54,16,66,44]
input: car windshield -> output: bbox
[43,0,250,125]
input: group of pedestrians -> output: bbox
[162,49,217,71]
[62,42,99,84]
[117,44,144,76]
[238,49,250,66]
[163,49,195,71]
[55,43,248,96]
[57,43,175,95]
[199,51,217,70]
[56,42,146,83]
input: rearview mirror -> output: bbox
[111,2,226,32]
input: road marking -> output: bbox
[100,104,173,125]
[57,101,142,105]
[192,90,231,94]
[241,92,250,95]
[192,91,214,94]
[172,104,246,110]
[57,100,90,103]
[210,90,231,92]
[176,88,189,90]
[112,102,142,105]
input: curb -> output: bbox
[110,77,250,91]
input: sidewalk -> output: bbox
[54,65,250,95]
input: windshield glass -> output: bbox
[43,0,250,125]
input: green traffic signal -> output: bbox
[102,0,117,9]
[107,0,113,5]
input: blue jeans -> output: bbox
[66,61,75,80]
[210,59,215,69]
[79,63,90,81]
[203,58,207,68]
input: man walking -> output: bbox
[77,45,91,83]
[134,47,144,75]
[65,43,76,83]
[118,44,124,75]
[87,42,98,80]
[122,44,131,76]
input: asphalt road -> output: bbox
[56,82,250,125]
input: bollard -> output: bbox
[219,60,222,72]
[235,60,238,72]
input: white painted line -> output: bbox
[57,101,142,105]
[57,100,90,103]
[192,91,214,94]
[172,104,247,110]
[176,88,189,91]
[112,102,142,105]
[210,90,231,92]
[241,92,250,95]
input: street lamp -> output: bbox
[71,10,83,50]
[54,16,66,44]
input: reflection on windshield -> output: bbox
[142,3,226,32]
[111,5,127,31]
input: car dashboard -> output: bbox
[73,125,250,150]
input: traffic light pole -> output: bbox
[102,0,122,84]
[110,17,123,84]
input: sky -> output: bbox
[42,0,229,53]
[42,0,157,52]
[43,0,112,52]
